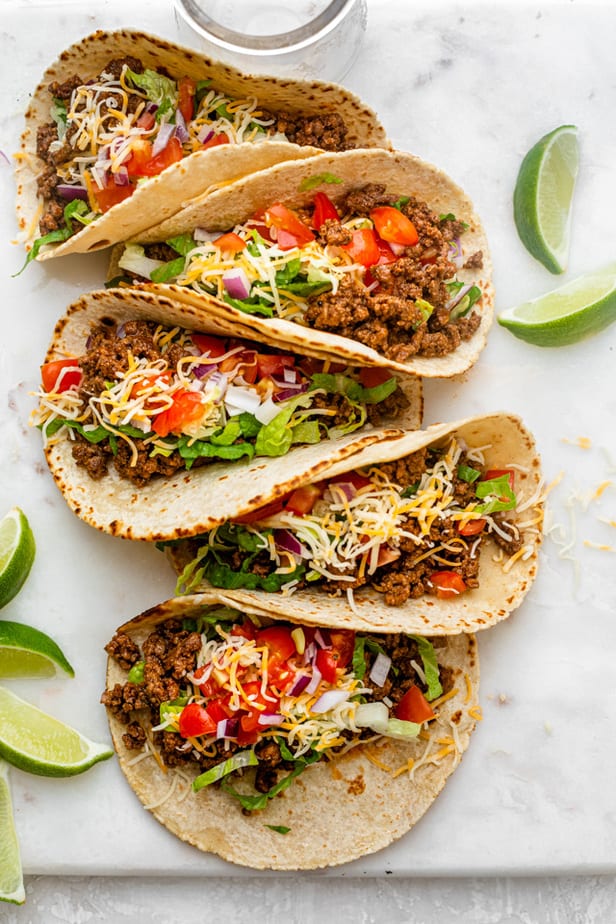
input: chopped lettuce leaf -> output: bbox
[150,256,186,283]
[166,232,197,256]
[125,68,177,106]
[127,661,145,684]
[299,172,342,192]
[474,475,517,514]
[409,636,442,701]
[192,750,258,792]
[457,464,481,483]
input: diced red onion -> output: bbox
[283,367,297,384]
[272,384,309,403]
[192,364,216,380]
[311,689,350,714]
[222,268,251,300]
[117,323,126,339]
[303,642,316,666]
[305,665,322,694]
[216,717,239,739]
[275,529,309,558]
[198,126,214,144]
[57,184,89,201]
[152,122,176,157]
[449,238,464,267]
[113,166,130,186]
[314,629,331,649]
[257,713,283,726]
[145,102,159,116]
[369,652,392,687]
[330,482,357,502]
[288,674,311,696]
[174,109,190,143]
[389,241,406,257]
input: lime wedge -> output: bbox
[513,124,579,274]
[0,760,25,905]
[498,263,616,346]
[0,509,36,610]
[0,685,113,777]
[0,621,74,678]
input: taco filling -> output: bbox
[102,605,453,811]
[118,184,484,361]
[31,55,352,261]
[33,320,407,487]
[176,435,540,607]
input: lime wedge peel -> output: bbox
[0,685,113,778]
[0,620,74,679]
[513,124,579,274]
[0,508,36,611]
[0,759,25,905]
[498,262,616,347]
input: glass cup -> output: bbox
[173,0,368,83]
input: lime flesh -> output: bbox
[0,620,74,678]
[0,760,25,905]
[513,125,579,274]
[0,685,113,777]
[0,509,36,610]
[498,263,616,346]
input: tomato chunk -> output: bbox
[178,77,196,123]
[127,136,183,177]
[483,469,515,489]
[178,702,217,738]
[202,134,230,150]
[395,685,435,723]
[285,485,323,516]
[458,518,487,537]
[329,471,372,491]
[358,366,395,389]
[256,626,296,663]
[312,191,339,229]
[342,228,380,267]
[191,332,228,358]
[92,179,134,213]
[315,629,355,682]
[41,359,82,393]
[430,571,467,599]
[152,390,204,437]
[370,206,419,245]
[264,203,315,249]
[234,496,287,524]
[213,232,247,255]
[256,353,296,379]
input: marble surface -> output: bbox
[1,0,616,917]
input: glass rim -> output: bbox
[174,0,360,55]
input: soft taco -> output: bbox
[109,148,493,378]
[102,591,480,869]
[168,413,543,634]
[15,29,387,265]
[32,287,421,540]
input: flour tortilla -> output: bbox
[167,413,543,634]
[16,29,388,260]
[41,287,421,541]
[109,147,493,379]
[105,591,479,870]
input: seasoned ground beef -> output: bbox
[377,448,428,488]
[47,74,84,100]
[274,111,352,152]
[105,632,142,671]
[99,56,144,80]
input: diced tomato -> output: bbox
[232,620,257,641]
[191,332,228,358]
[342,228,381,268]
[256,353,296,379]
[256,626,296,663]
[458,518,487,537]
[41,359,82,393]
[358,366,394,389]
[136,109,156,131]
[91,179,134,213]
[197,678,219,698]
[205,699,229,723]
[202,134,230,150]
[152,389,204,437]
[394,685,435,723]
[312,191,339,229]
[127,136,183,178]
[220,349,258,383]
[285,484,323,516]
[213,232,247,255]
[178,77,196,123]
[178,702,217,738]
[264,203,315,250]
[234,496,287,524]
[370,206,418,246]
[430,571,467,599]
[483,469,515,489]
[328,629,355,669]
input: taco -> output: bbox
[109,148,493,378]
[169,413,543,634]
[15,29,388,265]
[32,286,421,540]
[102,591,479,869]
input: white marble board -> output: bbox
[0,0,615,877]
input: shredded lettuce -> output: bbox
[299,172,342,192]
[474,475,517,515]
[309,372,397,405]
[457,464,481,483]
[127,661,145,684]
[192,750,258,793]
[125,68,177,106]
[150,256,186,283]
[166,232,197,256]
[254,394,314,457]
[14,200,93,275]
[409,636,443,701]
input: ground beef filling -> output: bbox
[35,61,351,237]
[101,619,445,793]
[305,185,483,361]
[67,318,402,486]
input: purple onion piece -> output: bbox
[275,529,307,557]
[198,126,214,145]
[273,384,309,403]
[305,666,322,695]
[223,268,251,300]
[288,674,311,696]
[152,122,175,157]
[113,167,130,187]
[56,184,89,202]
[314,628,331,650]
[174,109,190,143]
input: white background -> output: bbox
[1,0,616,919]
